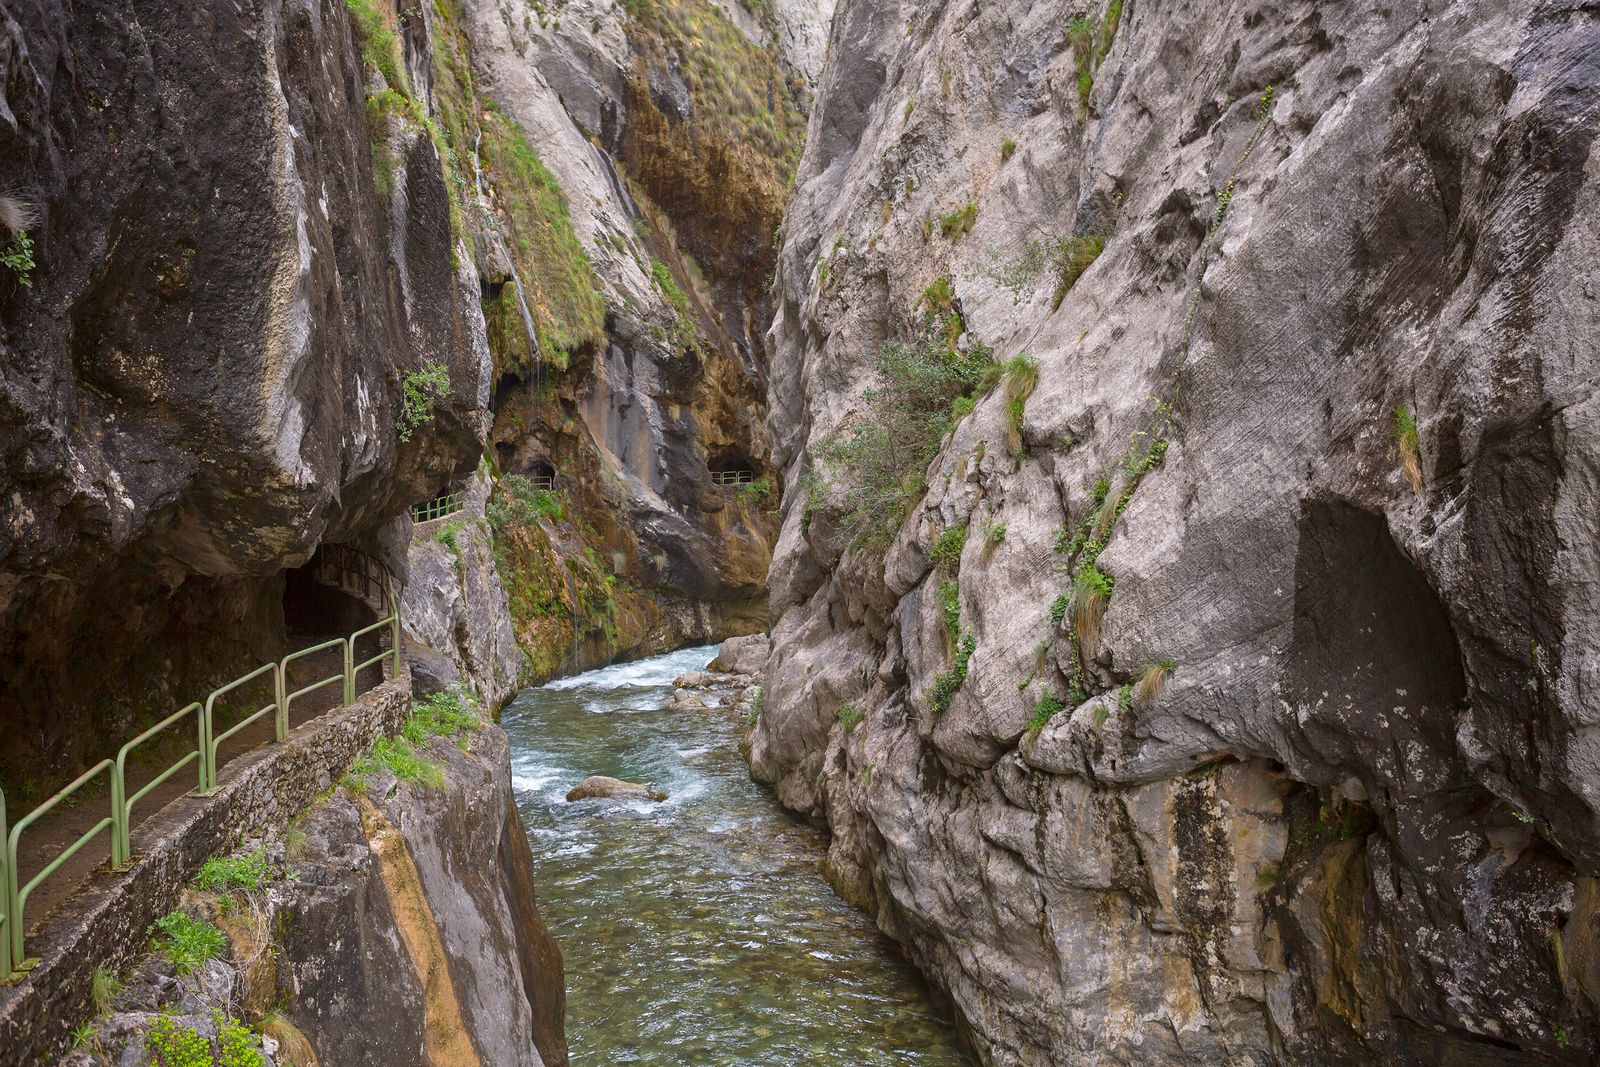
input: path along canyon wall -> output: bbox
[753,1,1600,1063]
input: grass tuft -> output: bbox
[938,202,978,240]
[1025,692,1064,735]
[194,849,271,895]
[837,703,865,731]
[1134,658,1176,706]
[1393,406,1421,492]
[150,911,226,976]
[1071,566,1113,650]
[1000,137,1017,162]
[91,966,123,1015]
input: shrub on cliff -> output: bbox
[815,323,993,547]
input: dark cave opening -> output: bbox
[281,546,378,644]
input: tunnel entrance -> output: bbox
[283,549,375,643]
[708,447,758,487]
[529,459,557,491]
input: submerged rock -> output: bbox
[565,776,668,803]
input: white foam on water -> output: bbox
[540,644,721,693]
[513,772,558,793]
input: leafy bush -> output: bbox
[930,524,968,569]
[938,202,978,240]
[488,474,565,531]
[1025,692,1064,734]
[984,519,1007,545]
[150,911,226,975]
[345,0,410,96]
[194,849,270,895]
[737,476,774,508]
[397,363,450,443]
[1,229,34,286]
[145,1015,212,1067]
[837,703,865,731]
[815,325,994,548]
[1049,593,1070,630]
[434,520,466,552]
[952,394,975,418]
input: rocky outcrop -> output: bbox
[402,471,523,708]
[708,633,769,675]
[756,0,1600,1064]
[65,723,566,1067]
[0,0,490,782]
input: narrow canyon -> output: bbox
[0,0,1596,1064]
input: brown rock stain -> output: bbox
[358,798,484,1067]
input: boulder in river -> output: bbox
[565,776,668,803]
[708,634,769,675]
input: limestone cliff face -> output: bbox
[756,0,1600,1063]
[0,0,491,780]
[445,0,833,678]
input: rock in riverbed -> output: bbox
[565,776,668,803]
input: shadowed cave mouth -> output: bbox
[1287,498,1467,772]
[279,545,389,702]
[708,446,758,487]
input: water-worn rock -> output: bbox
[708,633,770,676]
[756,0,1600,1064]
[565,776,668,803]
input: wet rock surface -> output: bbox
[565,775,668,803]
[755,0,1600,1064]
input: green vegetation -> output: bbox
[194,849,270,895]
[737,476,774,509]
[938,202,978,240]
[1025,692,1064,735]
[352,735,445,790]
[939,580,961,640]
[1118,683,1134,714]
[1134,658,1175,705]
[651,258,703,356]
[345,0,410,96]
[984,518,1007,545]
[397,363,450,443]
[1049,593,1070,630]
[747,685,764,727]
[1069,16,1096,109]
[72,1021,95,1049]
[918,275,955,316]
[1394,406,1421,491]
[144,1010,263,1067]
[405,688,483,745]
[150,911,226,976]
[1257,864,1278,889]
[1099,0,1125,60]
[91,966,123,1015]
[488,474,566,531]
[929,633,977,716]
[479,104,607,373]
[1000,137,1017,162]
[904,98,916,121]
[837,703,865,731]
[814,324,994,548]
[930,524,969,569]
[952,394,976,418]
[1000,355,1039,439]
[145,1015,212,1067]
[1070,563,1114,649]
[434,520,467,552]
[983,233,1105,309]
[1,229,34,286]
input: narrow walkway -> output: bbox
[10,600,389,943]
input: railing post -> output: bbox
[0,787,9,981]
[109,763,127,870]
[344,638,356,706]
[200,693,217,794]
[275,661,288,741]
[6,809,21,968]
[389,578,403,675]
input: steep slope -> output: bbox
[755,0,1600,1063]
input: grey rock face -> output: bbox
[757,0,1600,1063]
[402,471,523,709]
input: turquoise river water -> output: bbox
[502,645,973,1065]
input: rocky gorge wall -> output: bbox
[753,0,1600,1064]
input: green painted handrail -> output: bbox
[112,702,204,868]
[2,547,402,975]
[409,492,465,523]
[7,761,115,968]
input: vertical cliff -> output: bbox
[755,0,1600,1063]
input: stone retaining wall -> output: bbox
[0,673,412,1066]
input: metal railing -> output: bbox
[527,475,555,491]
[410,491,465,523]
[0,546,400,981]
[710,470,755,486]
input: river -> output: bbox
[501,644,974,1065]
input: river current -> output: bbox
[502,645,973,1065]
